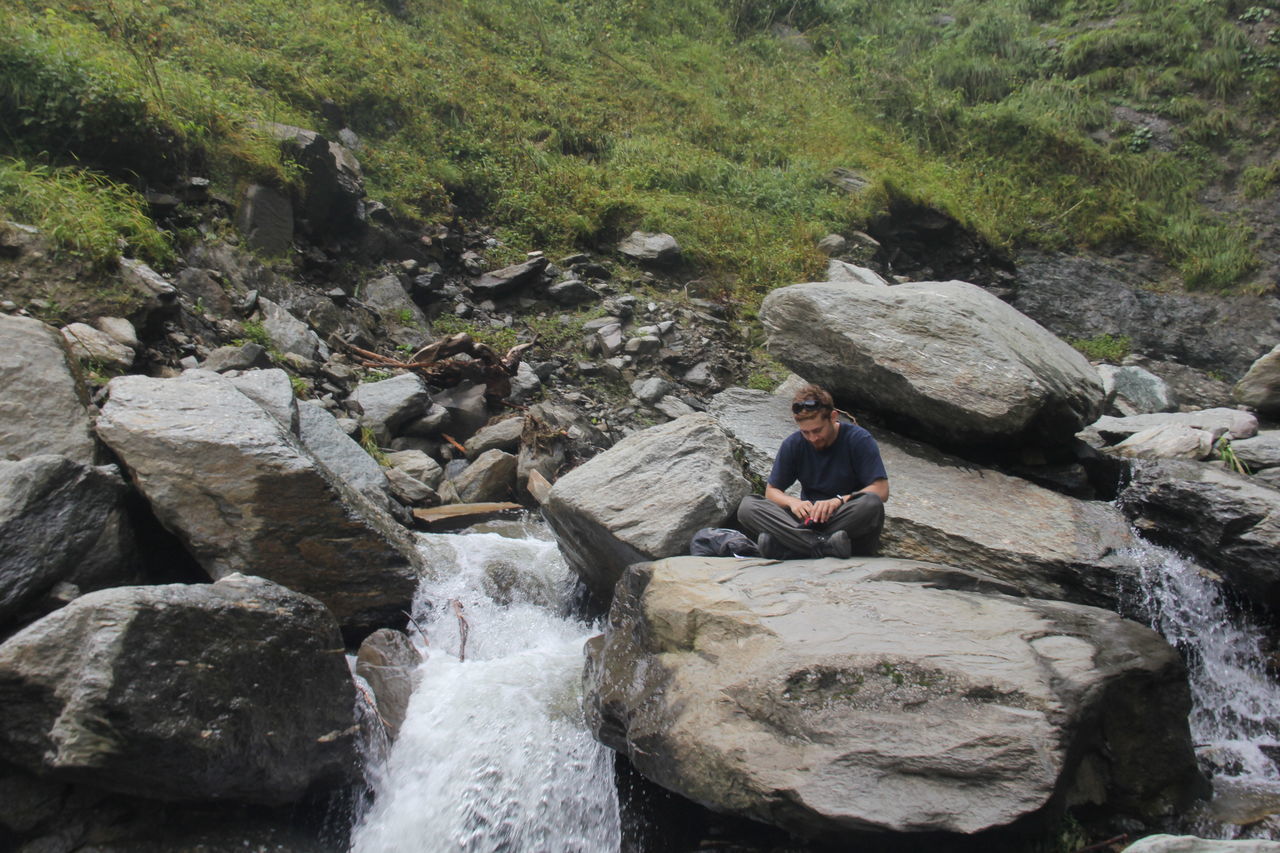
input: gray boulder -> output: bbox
[229,368,299,435]
[586,556,1203,840]
[1229,431,1280,472]
[471,257,548,299]
[618,231,681,266]
[542,414,751,600]
[296,400,396,513]
[234,184,294,256]
[95,372,423,633]
[175,267,235,318]
[0,315,95,464]
[1235,344,1280,415]
[1105,424,1217,461]
[0,455,138,627]
[632,376,676,406]
[1098,363,1177,416]
[356,628,421,741]
[762,279,1103,449]
[430,381,489,442]
[1085,409,1258,446]
[1011,250,1280,378]
[262,123,365,239]
[464,416,524,458]
[1121,460,1280,613]
[349,373,431,444]
[506,360,542,404]
[0,575,360,803]
[385,466,437,506]
[361,273,427,329]
[202,342,273,373]
[386,449,444,489]
[451,449,517,503]
[60,322,134,370]
[709,388,1137,608]
[118,258,179,332]
[94,316,140,351]
[547,278,598,304]
[825,260,890,287]
[257,297,328,362]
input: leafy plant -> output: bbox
[0,158,172,270]
[1216,436,1251,475]
[237,319,272,349]
[1069,333,1131,362]
[358,426,391,467]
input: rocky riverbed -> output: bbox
[3,122,1280,852]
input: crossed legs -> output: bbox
[737,493,885,559]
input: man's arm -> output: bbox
[861,478,889,503]
[765,483,813,521]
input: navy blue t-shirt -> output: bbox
[768,423,888,503]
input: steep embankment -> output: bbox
[3,0,1279,306]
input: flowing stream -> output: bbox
[1124,538,1280,837]
[349,515,621,853]
[344,509,1280,849]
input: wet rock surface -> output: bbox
[542,413,751,601]
[586,556,1203,841]
[762,278,1104,450]
[0,575,360,803]
[95,371,423,634]
[709,388,1138,609]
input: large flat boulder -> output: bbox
[0,575,359,803]
[0,456,138,629]
[586,556,1203,841]
[1121,459,1280,614]
[0,315,96,464]
[542,414,751,601]
[760,280,1104,449]
[710,388,1137,608]
[95,371,423,634]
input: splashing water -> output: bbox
[1123,538,1280,834]
[350,516,621,853]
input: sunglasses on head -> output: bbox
[791,400,827,414]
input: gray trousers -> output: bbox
[737,493,885,558]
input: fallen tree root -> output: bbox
[336,332,537,401]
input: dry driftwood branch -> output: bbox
[402,609,430,656]
[450,599,470,662]
[440,433,467,455]
[336,332,538,400]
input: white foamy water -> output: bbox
[1124,538,1280,834]
[349,517,621,853]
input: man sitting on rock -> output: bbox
[738,384,888,560]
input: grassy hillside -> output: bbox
[2,0,1277,297]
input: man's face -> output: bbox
[796,410,838,450]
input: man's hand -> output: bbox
[788,499,814,522]
[807,497,843,524]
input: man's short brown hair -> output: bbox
[791,384,834,420]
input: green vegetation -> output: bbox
[2,0,1277,295]
[1069,332,1131,362]
[1216,436,1251,474]
[429,314,521,352]
[236,319,272,349]
[358,425,391,466]
[0,159,172,269]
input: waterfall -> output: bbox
[1124,538,1280,834]
[349,515,621,853]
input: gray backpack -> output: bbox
[689,527,761,558]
